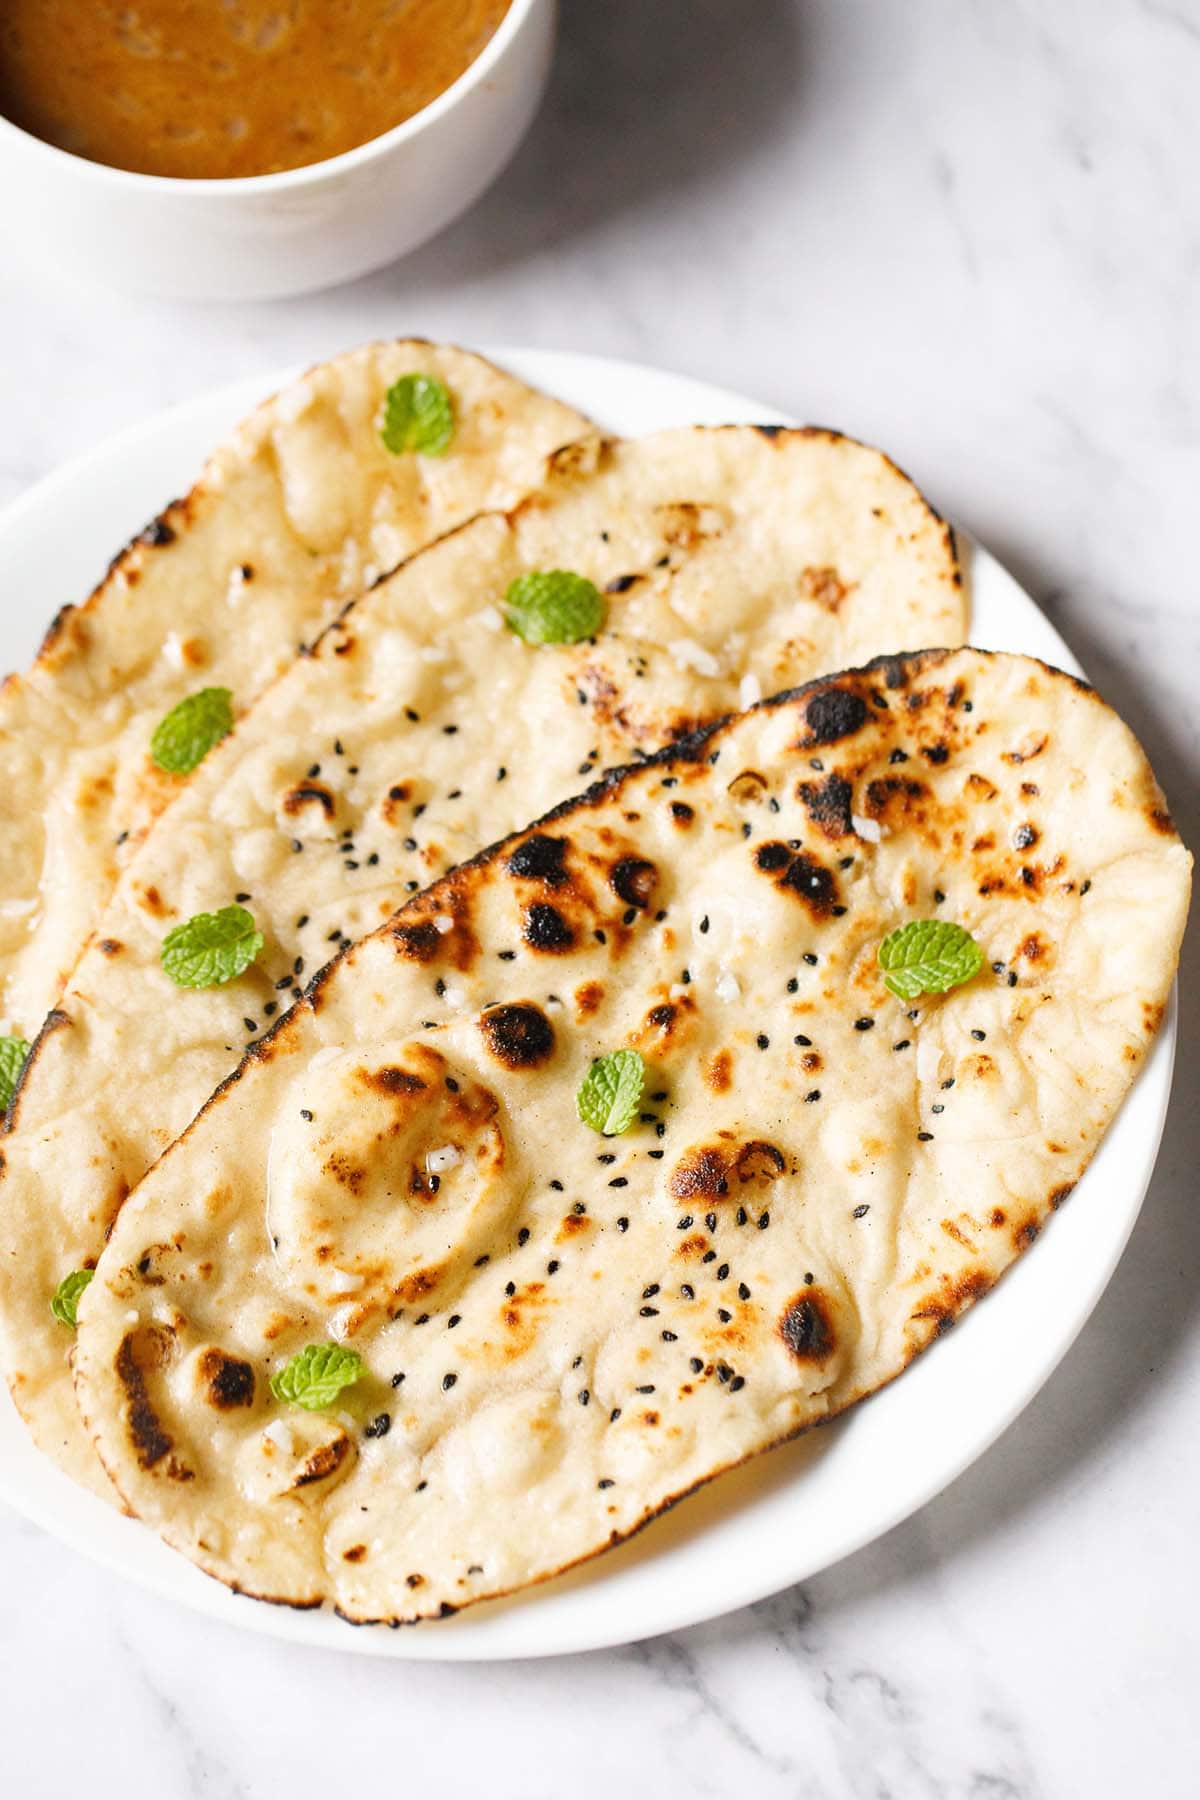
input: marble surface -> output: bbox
[1,1,1197,1794]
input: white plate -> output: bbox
[0,350,1177,1660]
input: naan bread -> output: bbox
[72,649,1189,1617]
[0,341,588,1034]
[0,426,963,1495]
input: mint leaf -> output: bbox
[51,1268,93,1328]
[380,374,455,456]
[270,1343,365,1411]
[0,1035,30,1110]
[877,919,984,1001]
[161,904,263,989]
[577,1049,646,1136]
[504,571,605,646]
[150,687,234,775]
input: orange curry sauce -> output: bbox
[0,0,512,179]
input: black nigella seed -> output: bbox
[291,840,303,853]
[705,1211,717,1232]
[793,1034,812,1046]
[474,1254,489,1268]
[306,765,320,780]
[758,1212,770,1230]
[1081,879,1092,895]
[505,1281,515,1297]
[730,1375,746,1393]
[643,1283,660,1298]
[403,837,418,852]
[702,1250,716,1264]
[893,1039,911,1052]
[498,949,517,961]
[608,1177,628,1189]
[548,1260,560,1274]
[639,1306,659,1317]
[578,1389,590,1406]
[853,1204,870,1219]
[550,1179,564,1191]
[275,975,292,991]
[1008,972,1018,986]
[243,1018,257,1034]
[787,977,799,994]
[971,1029,987,1041]
[415,1313,429,1325]
[391,1372,406,1387]
[598,1478,614,1490]
[738,1282,750,1300]
[681,968,691,984]
[935,888,946,904]
[716,1263,729,1280]
[299,1108,313,1123]
[623,908,637,925]
[735,1206,747,1226]
[636,1385,655,1395]
[716,1364,732,1384]
[334,740,344,755]
[839,856,855,870]
[942,1077,956,1089]
[598,1152,616,1165]
[443,724,458,735]
[917,1131,934,1142]
[434,978,446,997]
[803,952,818,966]
[445,1076,460,1092]
[364,1412,391,1439]
[757,1033,769,1050]
[616,1217,630,1232]
[699,915,710,934]
[264,1003,277,1016]
[517,1227,530,1245]
[805,1089,821,1103]
[651,1090,668,1102]
[234,890,251,903]
[690,1357,704,1374]
[854,1017,874,1032]
[717,1308,732,1323]
[497,767,507,781]
[610,1407,621,1422]
[405,708,420,722]
[742,822,752,839]
[681,1283,695,1299]
[661,1330,677,1343]
[832,905,848,917]
[678,1215,693,1230]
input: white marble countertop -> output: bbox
[1,2,1197,1794]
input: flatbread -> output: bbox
[0,340,589,1034]
[71,649,1189,1617]
[0,425,964,1494]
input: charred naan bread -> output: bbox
[72,649,1189,1617]
[0,425,964,1494]
[0,341,588,1034]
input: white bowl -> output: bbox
[0,0,555,301]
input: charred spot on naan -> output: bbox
[478,1003,555,1070]
[196,1347,255,1410]
[778,1290,836,1362]
[115,1323,190,1476]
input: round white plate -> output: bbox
[0,350,1177,1659]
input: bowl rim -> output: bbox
[0,0,541,195]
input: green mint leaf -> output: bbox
[877,919,984,1001]
[504,570,605,646]
[161,904,263,989]
[577,1049,646,1136]
[380,374,455,456]
[0,1035,30,1110]
[150,687,234,776]
[270,1343,365,1411]
[51,1268,93,1328]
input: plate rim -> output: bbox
[0,345,1179,1659]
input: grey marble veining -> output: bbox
[0,3,1197,1795]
